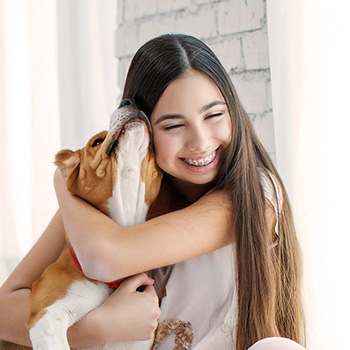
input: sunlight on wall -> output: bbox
[316,1,350,345]
[300,2,350,347]
[267,0,350,348]
[3,0,32,256]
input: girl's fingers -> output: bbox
[120,273,155,292]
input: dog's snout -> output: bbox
[119,98,135,108]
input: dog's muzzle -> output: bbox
[106,99,152,156]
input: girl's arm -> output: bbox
[0,211,66,346]
[0,211,160,347]
[54,169,235,283]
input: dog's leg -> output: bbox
[29,280,110,350]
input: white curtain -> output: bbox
[267,0,350,349]
[0,0,117,284]
[55,0,119,150]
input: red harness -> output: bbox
[68,247,120,289]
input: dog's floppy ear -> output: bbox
[55,149,80,176]
[54,149,81,194]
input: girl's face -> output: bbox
[150,70,232,190]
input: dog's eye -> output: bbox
[92,138,104,147]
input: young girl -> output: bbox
[0,34,306,350]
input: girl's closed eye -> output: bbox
[163,123,185,131]
[205,112,223,120]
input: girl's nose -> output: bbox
[186,126,212,153]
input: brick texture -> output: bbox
[115,0,275,159]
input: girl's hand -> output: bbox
[91,273,161,343]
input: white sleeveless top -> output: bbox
[153,171,283,349]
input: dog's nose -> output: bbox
[119,98,135,108]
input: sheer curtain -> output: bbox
[0,0,60,282]
[0,0,117,284]
[267,0,350,349]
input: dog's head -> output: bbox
[55,99,163,221]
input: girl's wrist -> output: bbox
[87,304,112,343]
[67,306,109,348]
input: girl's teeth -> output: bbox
[183,150,217,167]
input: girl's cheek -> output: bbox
[153,134,173,159]
[154,131,178,150]
[223,120,233,145]
[152,130,163,153]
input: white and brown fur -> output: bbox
[0,100,194,350]
[1,100,161,350]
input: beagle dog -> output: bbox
[28,99,162,350]
[0,100,194,350]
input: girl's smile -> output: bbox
[179,147,220,173]
[181,148,218,167]
[151,69,232,194]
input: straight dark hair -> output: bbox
[123,34,305,350]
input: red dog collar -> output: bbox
[68,247,120,289]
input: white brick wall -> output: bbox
[175,5,217,38]
[115,0,275,159]
[217,0,265,34]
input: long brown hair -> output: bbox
[122,34,305,349]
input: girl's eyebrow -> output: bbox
[200,100,226,113]
[154,100,226,125]
[154,114,185,125]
